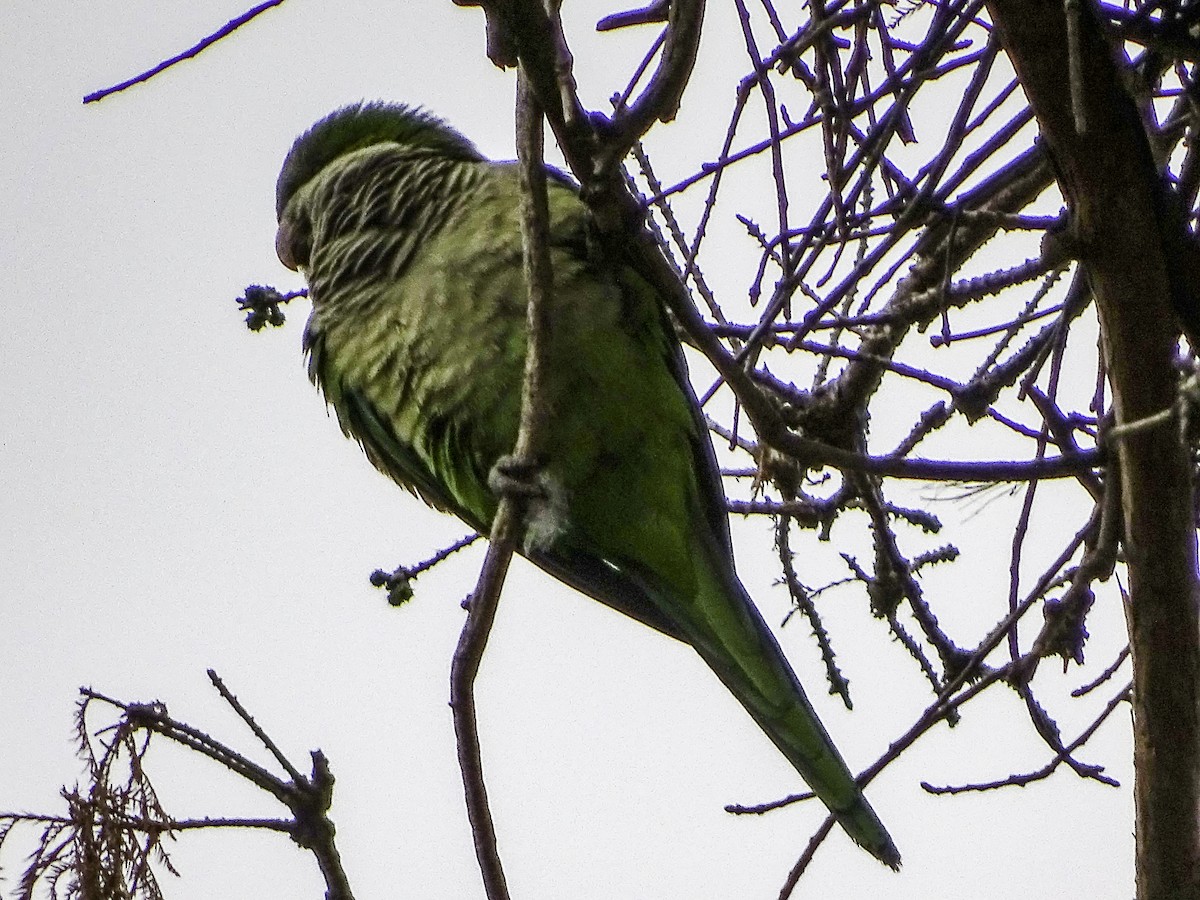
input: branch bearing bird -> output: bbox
[275,101,900,868]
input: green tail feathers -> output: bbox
[669,556,900,868]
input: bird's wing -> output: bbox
[340,386,479,522]
[525,544,690,640]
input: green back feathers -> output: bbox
[276,102,483,219]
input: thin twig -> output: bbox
[83,0,287,103]
[922,681,1129,793]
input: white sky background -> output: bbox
[2,2,1136,897]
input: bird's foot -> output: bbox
[488,454,549,500]
[488,455,567,552]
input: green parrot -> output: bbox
[274,102,899,868]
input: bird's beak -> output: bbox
[276,221,298,271]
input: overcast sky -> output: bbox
[3,3,1133,897]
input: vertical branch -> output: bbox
[449,548,513,900]
[513,83,556,467]
[1063,0,1087,134]
[448,69,556,900]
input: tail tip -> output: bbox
[841,807,900,870]
[877,841,902,871]
[862,833,901,870]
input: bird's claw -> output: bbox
[489,455,568,551]
[488,454,548,500]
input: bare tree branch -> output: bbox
[82,1,287,104]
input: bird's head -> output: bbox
[274,101,481,271]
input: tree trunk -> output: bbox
[983,0,1200,894]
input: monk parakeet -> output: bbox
[274,102,899,868]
